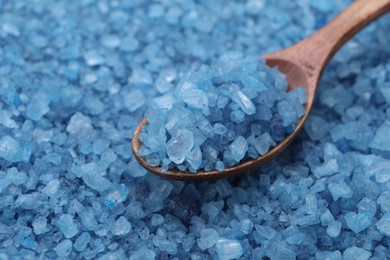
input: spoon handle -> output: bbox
[294,0,390,81]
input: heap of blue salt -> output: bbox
[140,53,307,172]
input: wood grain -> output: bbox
[132,0,390,181]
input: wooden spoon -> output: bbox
[132,0,390,181]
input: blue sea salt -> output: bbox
[344,212,371,233]
[230,136,248,163]
[197,228,219,250]
[1,0,390,259]
[79,162,111,192]
[141,54,306,172]
[74,232,91,252]
[215,238,243,260]
[316,251,342,260]
[369,121,390,151]
[112,216,131,236]
[328,181,353,201]
[129,248,156,260]
[343,246,371,260]
[58,214,78,238]
[0,135,22,162]
[32,216,48,235]
[376,212,390,236]
[167,128,194,164]
[327,221,341,237]
[54,239,73,257]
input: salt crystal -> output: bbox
[376,212,390,236]
[54,239,73,257]
[343,246,371,260]
[57,214,78,238]
[215,238,243,260]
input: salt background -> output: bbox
[0,0,390,259]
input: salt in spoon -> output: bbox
[132,0,390,181]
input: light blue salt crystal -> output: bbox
[32,216,48,235]
[80,162,111,192]
[167,128,194,164]
[254,133,272,155]
[92,139,110,155]
[230,110,245,123]
[315,251,342,260]
[181,88,209,112]
[304,115,328,141]
[26,95,50,121]
[186,146,202,170]
[152,237,177,254]
[373,161,390,183]
[309,0,335,12]
[343,246,371,260]
[2,22,20,36]
[124,89,145,112]
[215,161,225,172]
[112,216,131,236]
[151,93,174,109]
[277,100,298,127]
[379,82,390,104]
[255,225,277,240]
[120,35,139,52]
[80,210,97,231]
[42,179,60,197]
[66,112,92,134]
[215,238,243,260]
[0,110,17,128]
[230,136,248,162]
[320,209,335,226]
[0,135,21,162]
[46,153,62,165]
[129,248,156,260]
[54,239,73,257]
[328,181,353,201]
[284,226,305,245]
[7,167,27,185]
[182,237,196,252]
[378,191,390,213]
[151,214,164,226]
[305,193,318,215]
[358,198,376,217]
[369,121,390,151]
[213,123,227,135]
[197,228,219,250]
[104,184,128,208]
[101,34,120,48]
[288,87,307,104]
[376,212,390,236]
[345,212,371,233]
[128,160,147,177]
[327,221,341,237]
[83,50,105,66]
[314,159,338,178]
[230,91,256,115]
[21,238,38,250]
[58,214,78,238]
[74,232,91,252]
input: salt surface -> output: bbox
[0,0,390,259]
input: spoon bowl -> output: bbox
[132,0,390,181]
